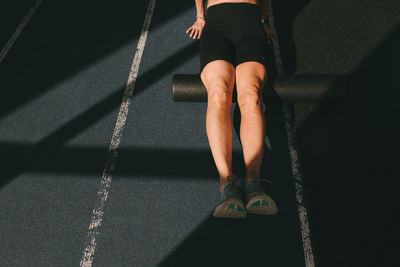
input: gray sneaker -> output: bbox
[244,178,278,215]
[213,178,247,219]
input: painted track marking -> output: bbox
[0,0,42,64]
[268,3,316,267]
[79,0,157,266]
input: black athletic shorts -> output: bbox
[199,2,268,73]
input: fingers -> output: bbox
[193,29,201,39]
[186,27,202,39]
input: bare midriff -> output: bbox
[207,0,259,9]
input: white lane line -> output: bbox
[79,0,157,266]
[268,3,316,267]
[0,0,42,64]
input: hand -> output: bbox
[262,23,277,44]
[186,18,206,39]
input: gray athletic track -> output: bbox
[1,0,399,266]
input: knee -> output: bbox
[207,86,232,109]
[237,84,263,111]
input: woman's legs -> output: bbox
[235,61,268,182]
[200,59,267,189]
[200,60,236,192]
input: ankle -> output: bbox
[219,173,237,191]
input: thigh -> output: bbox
[235,34,268,72]
[235,60,267,102]
[235,33,268,94]
[199,25,236,74]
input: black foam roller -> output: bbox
[172,74,208,102]
[172,74,347,103]
[273,75,347,103]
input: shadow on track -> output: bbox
[0,0,35,49]
[0,40,198,188]
[295,24,400,267]
[269,0,400,265]
[0,0,193,119]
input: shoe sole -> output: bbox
[213,198,247,218]
[246,194,278,215]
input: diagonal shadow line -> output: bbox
[157,209,293,267]
[38,42,197,148]
[0,40,199,188]
[0,138,287,185]
[0,142,242,177]
[0,95,291,185]
[0,0,195,119]
[133,41,198,96]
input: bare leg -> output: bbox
[200,60,237,191]
[235,61,268,182]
